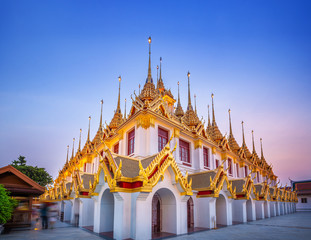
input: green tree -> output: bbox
[0,185,18,224]
[11,156,53,187]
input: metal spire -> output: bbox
[211,93,216,125]
[87,116,91,142]
[260,138,264,159]
[242,121,246,146]
[99,99,103,130]
[228,109,233,137]
[159,57,162,82]
[252,130,256,153]
[177,81,181,105]
[207,105,211,127]
[146,36,152,83]
[124,98,127,119]
[71,138,75,159]
[116,76,121,113]
[156,65,159,86]
[187,71,193,111]
[78,129,82,152]
[66,145,69,164]
[139,84,141,94]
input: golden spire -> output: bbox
[175,81,184,117]
[207,105,211,127]
[187,71,193,111]
[71,138,75,159]
[87,116,91,142]
[241,121,245,146]
[146,36,153,83]
[99,99,103,130]
[252,130,256,153]
[194,94,197,114]
[211,93,216,126]
[116,76,121,113]
[228,109,233,137]
[78,128,82,152]
[260,138,264,159]
[124,98,127,119]
[66,145,69,164]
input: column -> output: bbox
[232,200,247,223]
[135,193,151,240]
[196,197,216,229]
[255,201,265,219]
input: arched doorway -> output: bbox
[216,194,227,227]
[187,197,194,230]
[151,188,177,238]
[246,198,253,221]
[99,189,114,238]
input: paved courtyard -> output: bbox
[1,212,311,240]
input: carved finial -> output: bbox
[146,36,153,83]
[211,93,216,126]
[71,138,75,159]
[187,71,193,111]
[228,109,233,137]
[78,128,82,152]
[252,130,256,153]
[241,121,245,146]
[99,99,103,130]
[87,116,91,142]
[260,138,264,159]
[116,76,121,113]
[207,105,211,127]
[194,94,197,114]
[124,98,127,119]
[66,145,69,164]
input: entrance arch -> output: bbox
[187,197,194,230]
[99,189,114,237]
[151,188,177,237]
[216,194,227,226]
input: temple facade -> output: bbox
[40,37,298,240]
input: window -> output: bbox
[244,166,248,177]
[301,198,307,203]
[203,147,209,168]
[257,172,260,183]
[216,159,220,168]
[236,163,239,178]
[179,139,190,163]
[114,142,119,154]
[128,129,135,155]
[228,158,232,175]
[158,127,169,152]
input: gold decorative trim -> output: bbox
[136,114,155,129]
[194,139,202,149]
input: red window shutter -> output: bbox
[128,129,135,155]
[158,128,169,152]
[236,163,239,177]
[179,139,190,163]
[203,147,209,167]
[114,142,119,154]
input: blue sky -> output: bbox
[0,0,310,185]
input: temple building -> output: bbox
[40,37,298,240]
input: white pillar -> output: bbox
[270,202,276,217]
[255,201,265,219]
[264,201,270,218]
[232,200,247,223]
[276,202,280,216]
[79,198,94,227]
[93,196,100,233]
[63,200,72,222]
[135,193,151,240]
[196,197,216,229]
[179,196,190,235]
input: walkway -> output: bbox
[1,212,310,240]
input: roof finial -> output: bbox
[116,76,121,113]
[124,98,127,119]
[207,105,211,127]
[187,71,193,110]
[87,116,91,142]
[228,109,233,137]
[139,84,141,94]
[66,145,69,164]
[252,130,256,153]
[159,57,162,82]
[260,138,264,159]
[211,93,216,125]
[156,65,159,86]
[242,121,246,146]
[175,81,184,117]
[178,81,181,104]
[78,128,82,152]
[99,99,103,130]
[194,94,197,114]
[146,36,153,83]
[71,138,75,159]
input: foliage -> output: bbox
[11,155,53,187]
[0,185,18,224]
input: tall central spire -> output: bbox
[228,109,233,137]
[146,36,153,83]
[187,71,193,111]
